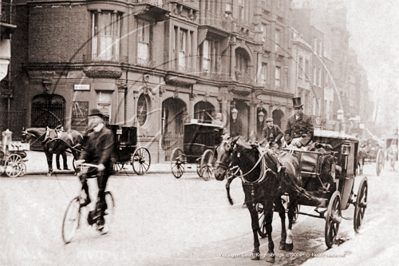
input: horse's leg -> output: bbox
[225,176,235,205]
[56,152,61,170]
[247,203,261,260]
[275,195,287,250]
[62,150,69,170]
[264,199,276,263]
[45,151,53,176]
[286,195,297,251]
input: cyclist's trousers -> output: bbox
[96,168,111,215]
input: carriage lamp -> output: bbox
[341,143,351,156]
[231,107,238,121]
[258,111,265,123]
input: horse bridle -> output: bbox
[215,140,276,185]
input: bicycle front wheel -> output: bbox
[62,196,81,244]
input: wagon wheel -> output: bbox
[256,203,267,238]
[200,149,214,181]
[196,158,203,177]
[376,149,384,176]
[113,163,124,173]
[18,162,27,177]
[170,148,185,179]
[5,154,23,178]
[132,147,151,175]
[354,177,368,233]
[325,191,342,248]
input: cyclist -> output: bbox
[76,108,114,231]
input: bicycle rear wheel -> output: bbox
[102,191,115,232]
[62,196,81,244]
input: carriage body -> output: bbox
[183,123,223,163]
[106,125,150,175]
[287,130,359,209]
[170,123,224,179]
[311,129,359,209]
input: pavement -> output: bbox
[22,150,196,175]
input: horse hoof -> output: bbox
[47,173,52,177]
[286,243,294,251]
[250,252,260,260]
[265,253,275,263]
[279,242,286,250]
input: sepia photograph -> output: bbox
[0,0,398,265]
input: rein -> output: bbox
[218,148,277,185]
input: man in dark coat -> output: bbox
[76,109,114,232]
[262,117,284,148]
[285,97,314,148]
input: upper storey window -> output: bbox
[91,11,121,61]
[137,19,151,65]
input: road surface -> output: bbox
[0,162,397,265]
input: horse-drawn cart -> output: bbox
[285,130,368,248]
[107,125,151,175]
[73,125,151,175]
[0,141,29,177]
[170,123,223,180]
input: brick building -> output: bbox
[10,0,293,162]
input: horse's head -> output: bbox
[214,136,261,181]
[21,128,46,143]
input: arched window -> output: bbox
[137,94,149,126]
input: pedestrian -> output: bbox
[76,109,114,232]
[284,97,314,149]
[54,125,69,170]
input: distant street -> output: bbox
[0,162,397,265]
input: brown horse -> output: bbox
[22,127,84,176]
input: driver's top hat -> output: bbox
[292,97,303,108]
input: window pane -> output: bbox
[138,42,149,61]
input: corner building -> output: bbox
[12,0,293,162]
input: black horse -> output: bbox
[214,137,336,262]
[214,136,301,262]
[22,127,84,176]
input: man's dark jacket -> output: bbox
[284,114,314,146]
[262,125,284,146]
[79,126,115,166]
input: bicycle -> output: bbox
[62,163,115,244]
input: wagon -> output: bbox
[0,141,29,177]
[170,123,224,180]
[376,135,398,176]
[73,125,151,175]
[258,129,368,248]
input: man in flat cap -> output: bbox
[285,97,314,148]
[262,117,284,149]
[76,108,114,233]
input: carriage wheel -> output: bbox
[256,203,267,238]
[62,196,81,244]
[5,154,23,178]
[376,149,384,176]
[171,148,185,179]
[132,147,151,175]
[113,163,123,173]
[200,149,214,181]
[325,191,342,248]
[354,177,368,233]
[17,162,27,177]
